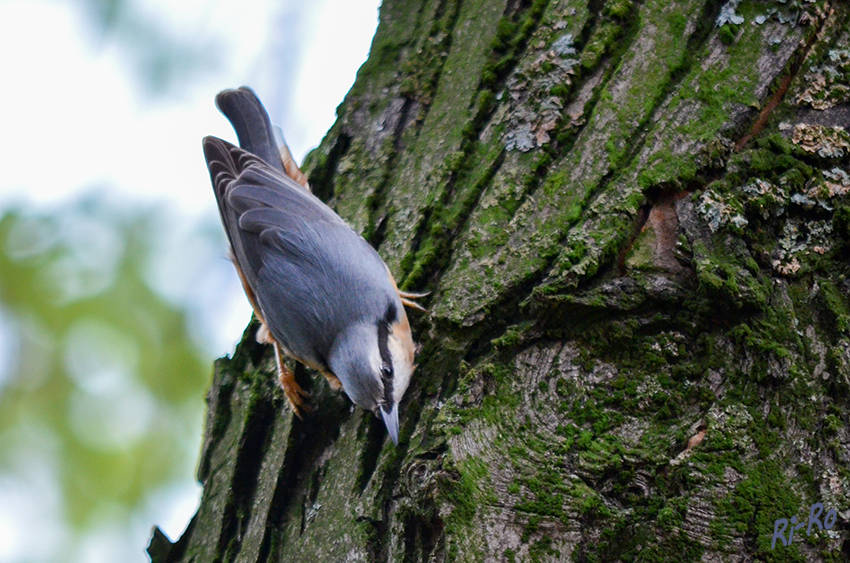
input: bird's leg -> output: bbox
[256,319,330,410]
[320,370,343,391]
[272,340,310,417]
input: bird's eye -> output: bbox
[381,364,392,378]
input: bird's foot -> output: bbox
[273,342,311,417]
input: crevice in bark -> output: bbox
[392,97,418,154]
[511,0,733,302]
[197,366,233,482]
[355,413,390,493]
[368,396,438,560]
[542,0,647,148]
[404,206,435,280]
[402,507,445,563]
[667,0,728,86]
[369,210,390,249]
[366,96,416,248]
[309,133,351,203]
[472,0,609,225]
[406,0,435,51]
[259,385,352,558]
[541,0,638,156]
[412,149,507,292]
[367,0,467,251]
[578,0,608,47]
[256,524,273,563]
[359,515,384,562]
[298,463,328,535]
[399,0,462,113]
[466,0,689,293]
[570,0,726,215]
[617,203,652,276]
[396,0,553,285]
[218,396,277,558]
[735,2,834,150]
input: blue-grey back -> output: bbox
[256,220,396,368]
[204,136,398,369]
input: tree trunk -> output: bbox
[149,1,850,561]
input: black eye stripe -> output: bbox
[384,302,397,325]
[377,303,395,405]
[377,318,391,367]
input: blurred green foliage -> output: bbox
[0,192,211,529]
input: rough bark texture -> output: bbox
[150,1,850,561]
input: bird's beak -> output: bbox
[380,403,399,445]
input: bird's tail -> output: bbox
[215,87,285,175]
[215,87,310,190]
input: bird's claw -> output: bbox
[398,290,430,299]
[398,290,429,312]
[272,340,311,417]
[278,364,311,418]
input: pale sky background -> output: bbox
[0,0,380,561]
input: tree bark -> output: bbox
[150,1,850,561]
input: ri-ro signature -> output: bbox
[772,502,837,549]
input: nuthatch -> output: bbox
[203,87,424,444]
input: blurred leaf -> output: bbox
[0,193,214,529]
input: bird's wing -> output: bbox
[203,137,394,363]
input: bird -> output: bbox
[202,87,425,445]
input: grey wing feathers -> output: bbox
[203,136,397,366]
[215,87,285,174]
[203,136,342,277]
[204,137,254,273]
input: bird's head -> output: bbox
[327,302,415,445]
